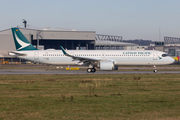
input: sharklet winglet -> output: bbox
[60,46,69,56]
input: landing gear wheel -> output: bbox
[87,68,92,73]
[153,69,157,73]
[91,68,96,73]
[87,68,96,73]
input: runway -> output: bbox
[0,69,180,74]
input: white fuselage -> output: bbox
[14,50,174,66]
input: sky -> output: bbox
[1,0,180,41]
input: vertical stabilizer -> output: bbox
[11,28,37,51]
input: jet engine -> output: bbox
[98,61,118,70]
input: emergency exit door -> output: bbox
[34,51,39,61]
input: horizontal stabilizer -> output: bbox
[8,52,27,56]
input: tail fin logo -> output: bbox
[14,31,30,50]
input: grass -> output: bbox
[0,74,180,119]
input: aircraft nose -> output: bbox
[170,57,175,64]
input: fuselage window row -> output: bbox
[42,54,151,57]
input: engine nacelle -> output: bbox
[99,61,118,70]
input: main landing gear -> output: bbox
[153,65,157,73]
[87,68,96,73]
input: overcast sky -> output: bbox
[1,0,180,40]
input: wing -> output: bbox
[60,46,105,64]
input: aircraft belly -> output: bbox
[40,57,77,65]
[115,57,172,65]
[19,56,34,61]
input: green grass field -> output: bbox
[0,74,180,120]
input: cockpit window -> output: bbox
[162,54,169,57]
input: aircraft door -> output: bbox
[34,51,39,61]
[153,51,157,60]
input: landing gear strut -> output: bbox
[87,68,96,73]
[153,65,157,73]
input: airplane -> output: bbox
[9,27,175,73]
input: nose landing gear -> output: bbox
[153,65,157,73]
